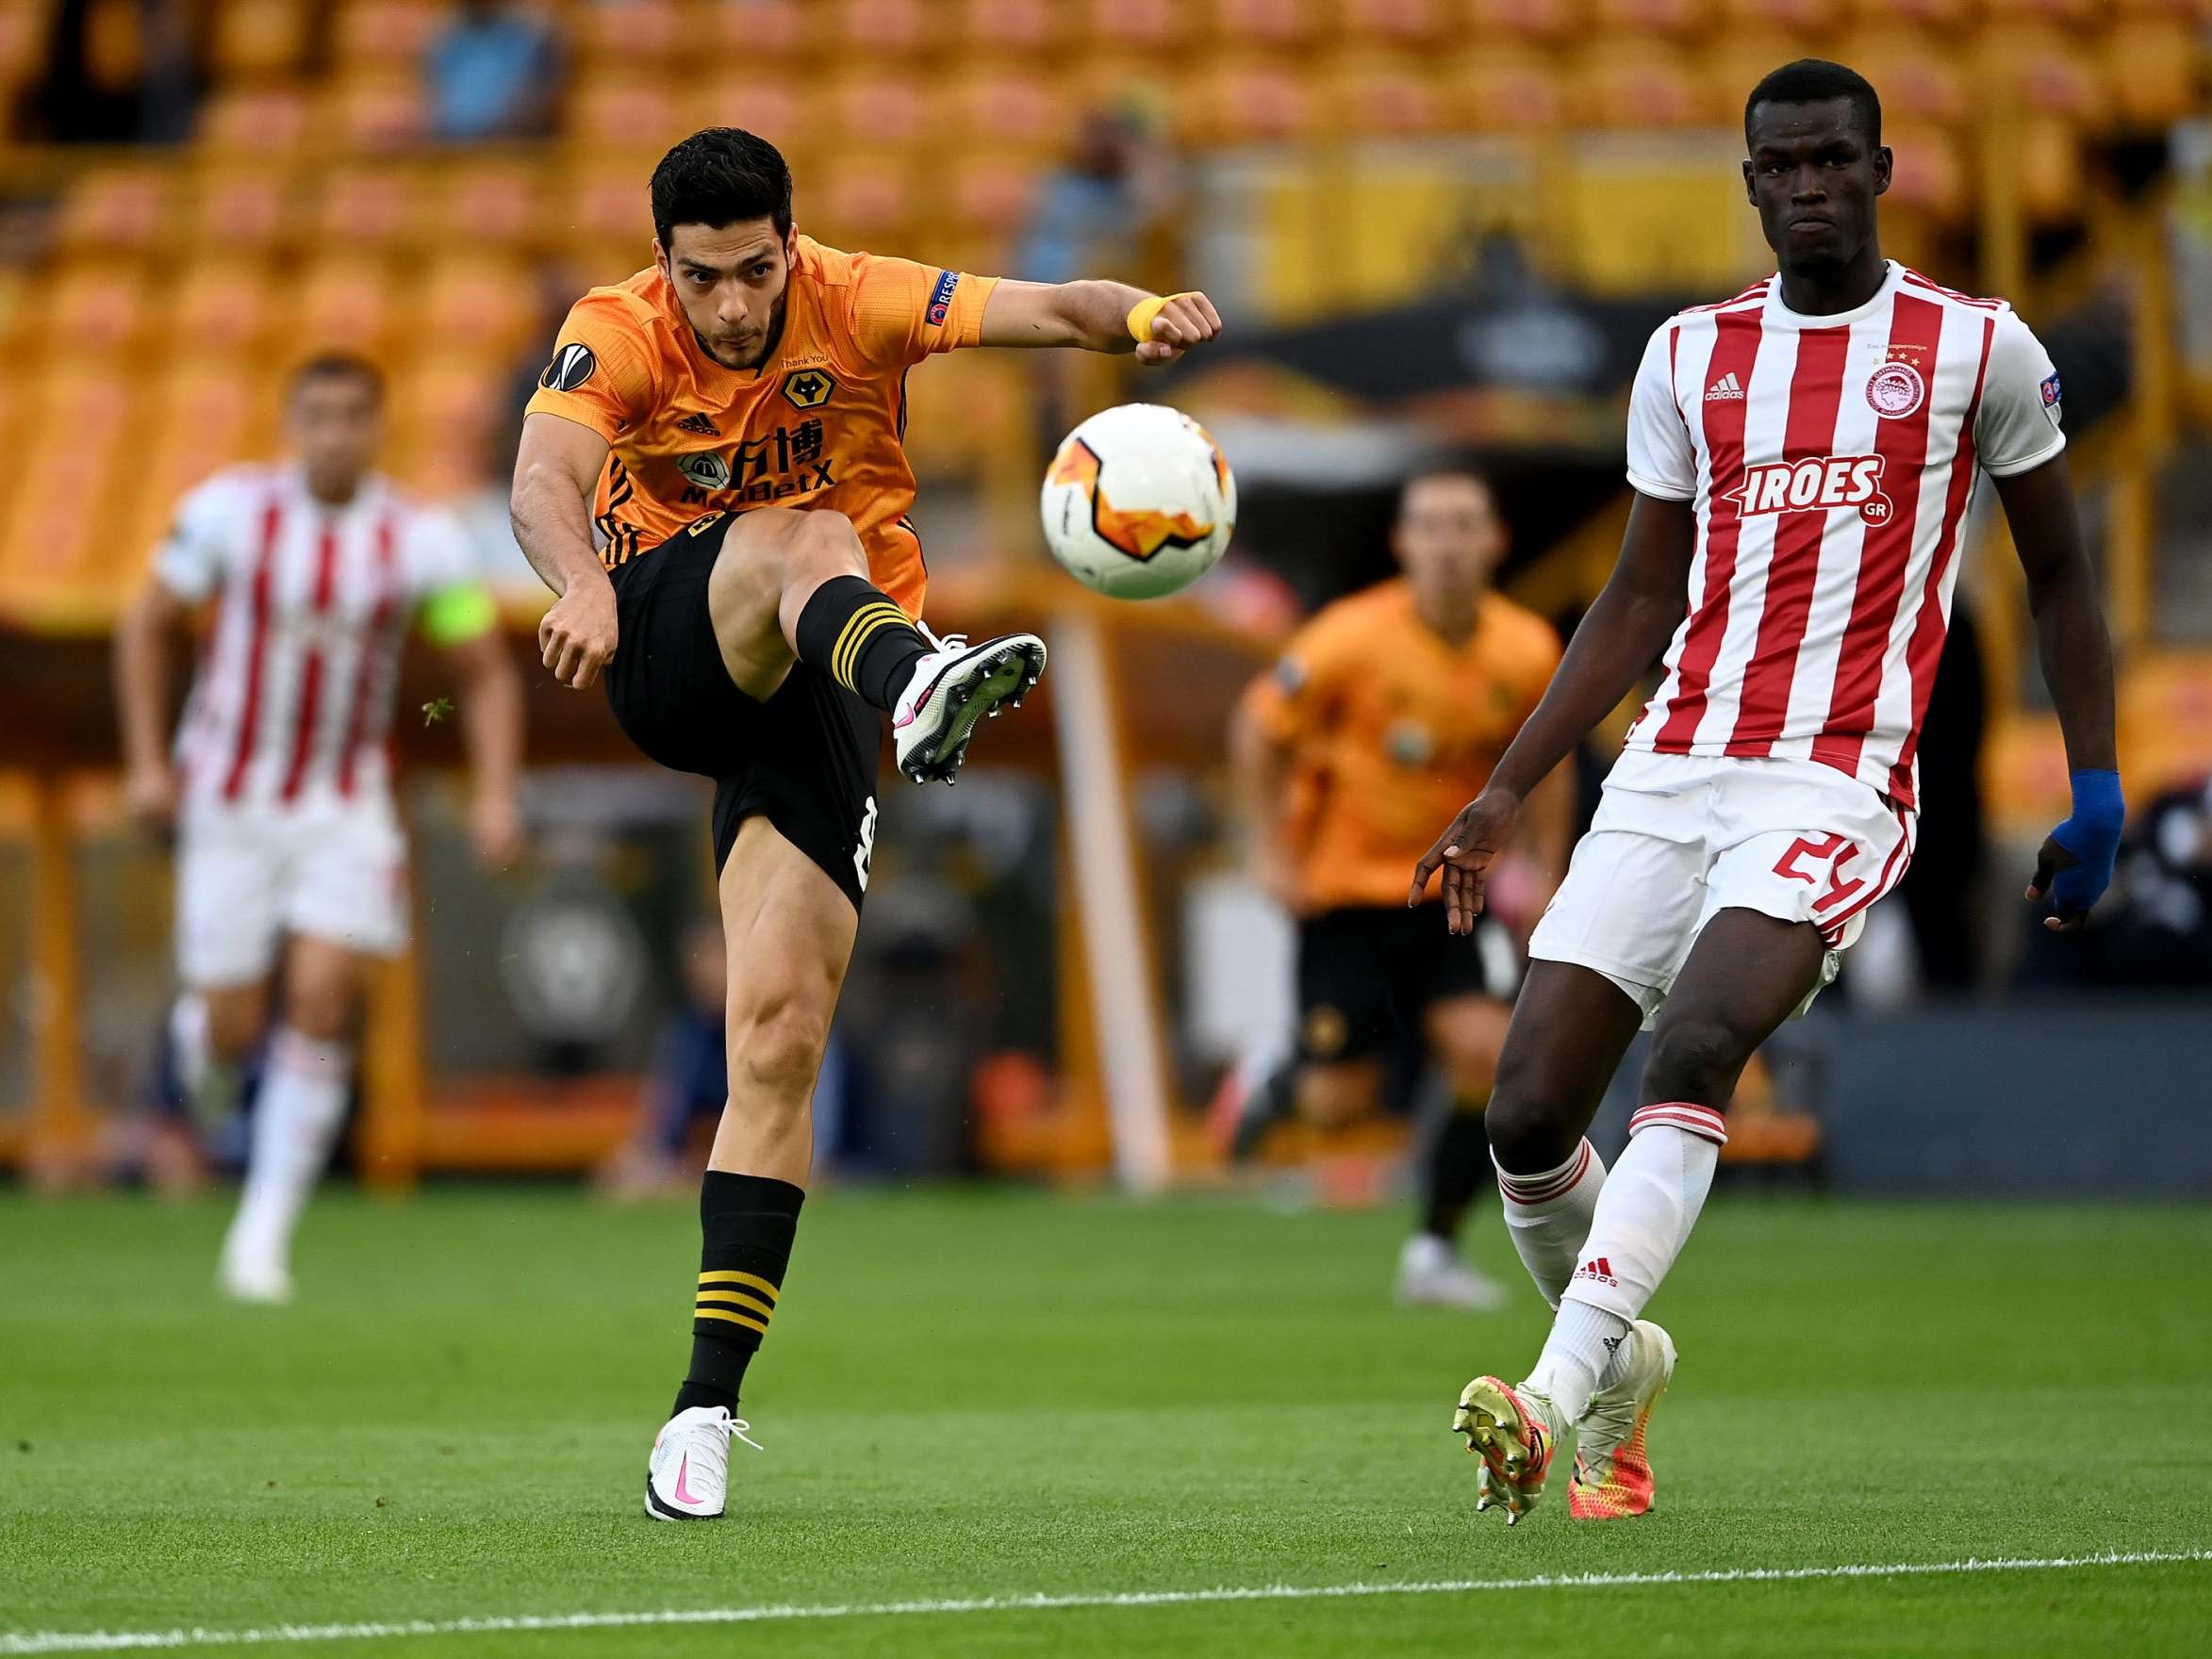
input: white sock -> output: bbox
[1541,1103,1728,1419]
[1493,1137,1607,1308]
[222,1027,353,1277]
[170,994,241,1125]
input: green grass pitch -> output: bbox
[2,1185,2207,1655]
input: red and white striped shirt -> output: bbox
[155,464,482,817]
[1622,261,2065,810]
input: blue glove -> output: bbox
[2030,768,2123,928]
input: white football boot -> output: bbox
[1395,1234,1509,1311]
[644,1405,762,1522]
[891,628,1047,784]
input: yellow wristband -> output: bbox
[1127,292,1195,343]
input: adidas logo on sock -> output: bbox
[1705,372,1744,402]
[1574,1256,1620,1287]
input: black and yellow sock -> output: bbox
[1420,1094,1493,1243]
[794,573,930,714]
[671,1171,805,1416]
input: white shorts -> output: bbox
[175,802,409,987]
[1528,750,1916,1023]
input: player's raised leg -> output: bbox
[702,504,1044,786]
[218,936,370,1304]
[645,815,855,1521]
[1450,960,1640,1517]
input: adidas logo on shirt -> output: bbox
[675,412,719,435]
[1705,372,1745,402]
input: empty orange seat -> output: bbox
[569,74,685,147]
[1842,29,1969,126]
[321,72,429,152]
[948,155,1039,238]
[692,0,818,60]
[829,68,933,148]
[1210,0,1321,52]
[572,0,684,65]
[173,262,276,354]
[954,0,1057,56]
[1318,53,1448,137]
[0,433,135,590]
[1881,122,1970,224]
[183,167,295,251]
[1708,32,1829,128]
[1338,0,1451,49]
[41,266,150,355]
[561,156,661,249]
[1854,0,1973,28]
[1444,50,1569,134]
[388,357,515,496]
[1081,0,1189,52]
[308,167,421,250]
[210,0,310,77]
[1463,0,1586,45]
[196,85,311,153]
[1715,0,1826,30]
[1575,44,1714,128]
[332,0,449,72]
[935,64,1077,154]
[423,160,544,249]
[421,256,538,357]
[1589,0,1712,37]
[2106,18,2200,131]
[1178,58,1319,146]
[825,0,941,61]
[52,169,170,254]
[295,258,400,356]
[809,154,922,248]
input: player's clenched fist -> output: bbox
[1409,789,1522,937]
[1134,291,1225,366]
[539,577,619,690]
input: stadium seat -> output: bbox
[0,433,132,593]
[330,0,449,73]
[1853,0,1973,28]
[1337,0,1451,50]
[208,0,311,78]
[173,261,276,354]
[571,0,685,67]
[181,167,294,252]
[810,153,924,249]
[1316,53,1448,138]
[39,265,149,356]
[947,153,1040,239]
[1880,121,1971,225]
[2105,18,2201,132]
[1979,25,2110,128]
[1209,0,1323,55]
[1588,0,1713,39]
[560,156,663,250]
[691,0,818,60]
[1714,0,1826,32]
[1080,0,1189,54]
[1462,0,1586,46]
[935,63,1077,156]
[827,67,933,148]
[1702,32,1817,129]
[568,75,685,149]
[685,74,815,150]
[50,169,170,255]
[423,160,545,251]
[388,357,514,497]
[0,269,31,353]
[826,0,943,63]
[953,0,1058,57]
[421,256,539,359]
[308,167,421,252]
[140,358,272,515]
[1176,57,1320,147]
[1981,0,2096,24]
[1841,28,1969,126]
[320,72,429,152]
[2014,116,2088,225]
[295,257,401,356]
[195,84,311,153]
[1442,49,1570,134]
[1573,43,1715,128]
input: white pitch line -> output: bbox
[4,1549,2207,1654]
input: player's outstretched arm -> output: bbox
[978,280,1222,364]
[113,576,191,838]
[511,412,619,690]
[1995,454,2122,932]
[1410,492,1696,933]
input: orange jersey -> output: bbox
[1245,579,1561,913]
[523,237,998,615]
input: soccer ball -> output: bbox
[1040,402,1236,600]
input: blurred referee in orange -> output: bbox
[1230,468,1567,1308]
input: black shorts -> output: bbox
[604,515,880,912]
[1296,906,1497,1065]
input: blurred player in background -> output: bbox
[1412,61,2121,1523]
[115,354,525,1303]
[510,128,1221,1521]
[1230,468,1566,1310]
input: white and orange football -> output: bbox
[1040,402,1236,600]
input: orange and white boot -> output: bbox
[1453,1375,1558,1525]
[1568,1320,1676,1520]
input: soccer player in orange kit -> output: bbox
[509,127,1222,1520]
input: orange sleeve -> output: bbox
[845,253,1000,370]
[522,289,661,442]
[1246,609,1354,744]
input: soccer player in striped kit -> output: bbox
[1410,61,2123,1522]
[116,354,525,1303]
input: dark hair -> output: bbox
[1744,59,1881,149]
[1398,465,1496,515]
[651,127,794,249]
[289,353,384,403]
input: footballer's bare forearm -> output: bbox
[1228,700,1295,852]
[509,464,607,600]
[114,583,183,775]
[981,278,1153,353]
[453,632,525,807]
[1998,459,2118,774]
[1486,495,1695,800]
